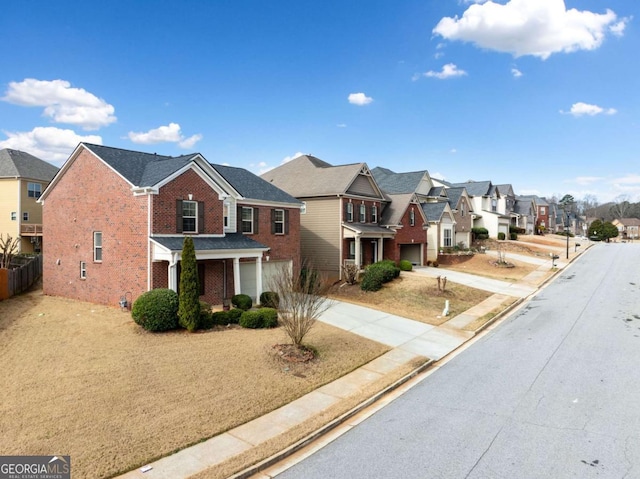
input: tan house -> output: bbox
[0,149,59,253]
[262,155,412,279]
[612,218,640,240]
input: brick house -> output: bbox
[40,143,301,307]
[612,218,640,240]
[0,148,59,253]
[262,155,430,279]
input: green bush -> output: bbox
[199,301,216,330]
[178,237,200,332]
[432,261,439,268]
[259,291,280,309]
[360,267,385,292]
[211,310,230,326]
[227,308,243,323]
[260,308,279,328]
[498,232,506,240]
[231,294,253,311]
[239,310,263,329]
[399,259,413,271]
[472,227,489,240]
[131,288,179,332]
[367,260,399,283]
[510,232,518,240]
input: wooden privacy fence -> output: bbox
[0,254,43,300]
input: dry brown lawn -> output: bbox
[329,272,493,326]
[443,254,538,282]
[0,287,400,479]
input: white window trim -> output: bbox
[242,207,254,234]
[10,212,17,221]
[94,231,103,263]
[274,208,285,235]
[371,205,378,223]
[346,202,353,222]
[443,228,453,247]
[182,200,198,233]
[80,261,87,279]
[23,212,29,221]
[409,209,415,226]
[359,204,366,223]
[27,182,42,198]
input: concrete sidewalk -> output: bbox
[116,247,587,479]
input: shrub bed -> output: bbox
[131,289,179,332]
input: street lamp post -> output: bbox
[566,213,570,259]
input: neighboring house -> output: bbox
[262,156,400,279]
[379,193,429,265]
[449,181,510,239]
[438,187,473,248]
[40,143,301,307]
[612,218,640,240]
[513,196,536,234]
[0,148,59,253]
[421,202,456,260]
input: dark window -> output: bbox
[27,182,41,198]
[242,207,254,233]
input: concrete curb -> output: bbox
[229,357,435,479]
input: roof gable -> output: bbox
[0,148,59,181]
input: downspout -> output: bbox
[17,178,22,252]
[147,194,152,291]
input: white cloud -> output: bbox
[561,102,617,117]
[450,148,457,154]
[128,123,202,149]
[282,152,305,164]
[348,92,373,106]
[433,0,626,60]
[336,123,347,128]
[574,176,605,186]
[2,78,116,130]
[421,63,468,80]
[511,68,523,78]
[0,127,102,165]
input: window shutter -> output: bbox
[198,201,205,233]
[344,202,349,221]
[253,208,259,234]
[271,209,276,234]
[284,209,289,234]
[176,200,183,233]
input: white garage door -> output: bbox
[239,260,292,301]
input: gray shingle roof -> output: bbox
[451,180,493,197]
[83,143,195,186]
[379,193,414,225]
[151,233,268,252]
[212,163,301,205]
[0,148,59,181]
[261,155,367,198]
[445,187,465,209]
[421,202,447,222]
[371,167,426,194]
[81,144,298,205]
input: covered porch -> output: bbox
[342,223,396,270]
[150,233,269,303]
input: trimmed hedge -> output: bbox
[227,308,243,324]
[259,291,279,309]
[498,232,506,240]
[472,227,489,240]
[399,259,413,271]
[360,267,385,292]
[199,301,216,330]
[239,308,279,329]
[131,288,179,332]
[231,294,253,311]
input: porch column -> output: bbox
[255,257,263,302]
[233,257,241,294]
[168,253,178,292]
[354,234,362,268]
[377,238,384,262]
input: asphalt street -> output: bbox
[275,243,640,479]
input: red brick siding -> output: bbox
[43,149,149,306]
[454,197,473,238]
[241,205,301,272]
[152,169,224,234]
[386,204,427,265]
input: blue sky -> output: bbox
[0,0,637,204]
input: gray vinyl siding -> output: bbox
[300,197,341,277]
[346,174,379,198]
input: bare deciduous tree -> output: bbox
[269,261,332,348]
[0,234,20,269]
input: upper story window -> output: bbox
[409,209,415,226]
[182,200,197,233]
[541,206,546,215]
[491,199,497,212]
[27,182,41,198]
[461,202,465,217]
[272,209,285,235]
[242,207,254,234]
[23,212,29,221]
[10,212,16,221]
[359,204,366,223]
[94,231,103,262]
[346,202,353,222]
[223,201,229,228]
[371,205,378,223]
